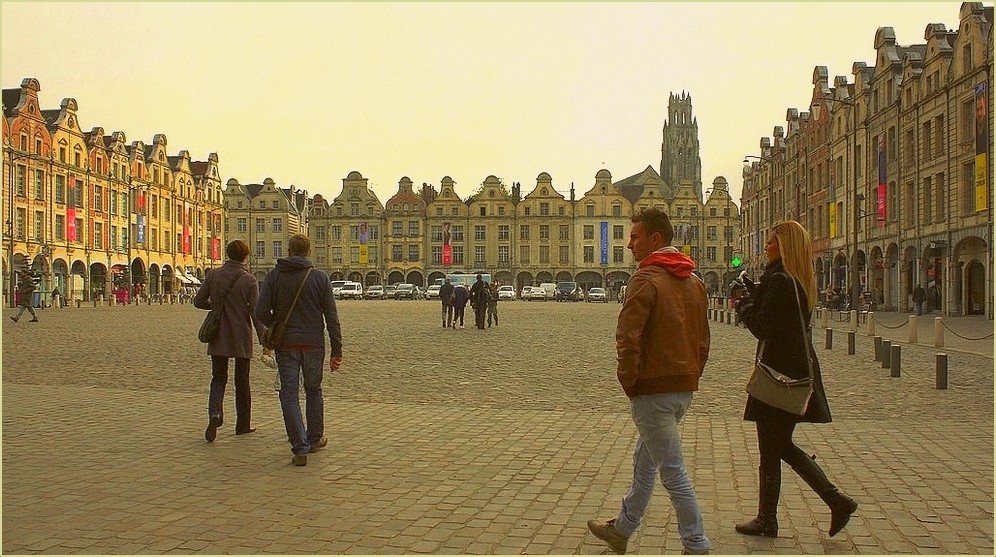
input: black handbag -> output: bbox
[261,268,313,349]
[197,271,245,343]
[746,275,815,415]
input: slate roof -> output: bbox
[2,89,21,118]
[612,165,664,204]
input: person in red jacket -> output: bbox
[588,208,711,555]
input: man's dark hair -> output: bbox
[288,234,311,257]
[226,239,250,261]
[631,207,674,244]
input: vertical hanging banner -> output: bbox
[600,221,609,265]
[829,203,838,237]
[67,176,77,241]
[975,82,989,211]
[442,222,452,266]
[877,136,887,224]
[182,202,191,254]
[359,221,369,264]
[211,237,220,260]
[137,215,145,244]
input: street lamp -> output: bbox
[811,95,863,309]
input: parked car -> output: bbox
[384,284,398,299]
[586,287,608,303]
[337,281,363,300]
[413,285,427,300]
[537,282,557,301]
[497,285,516,300]
[528,286,548,301]
[426,284,442,299]
[394,283,418,300]
[555,281,582,302]
[520,286,533,299]
[365,284,386,299]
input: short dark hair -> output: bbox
[226,239,250,262]
[288,234,311,256]
[631,207,674,244]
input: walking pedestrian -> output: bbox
[470,273,487,330]
[439,278,455,328]
[588,208,712,555]
[731,220,857,539]
[10,270,39,323]
[255,234,343,466]
[194,240,265,442]
[452,284,469,329]
[486,280,499,327]
[912,283,926,316]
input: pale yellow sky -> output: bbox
[1,2,971,206]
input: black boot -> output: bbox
[735,467,780,537]
[789,453,857,537]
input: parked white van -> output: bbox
[337,282,363,299]
[537,283,557,300]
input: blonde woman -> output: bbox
[731,221,857,539]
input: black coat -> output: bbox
[736,260,832,424]
[194,260,265,359]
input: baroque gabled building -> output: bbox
[742,2,993,317]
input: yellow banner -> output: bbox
[829,203,838,237]
[975,154,988,212]
[359,244,368,265]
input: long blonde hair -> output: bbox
[772,221,817,312]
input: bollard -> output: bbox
[874,336,883,361]
[825,328,833,350]
[935,353,948,389]
[847,330,855,355]
[726,312,731,325]
[820,309,828,329]
[909,315,918,344]
[881,340,892,368]
[75,299,81,308]
[850,310,858,329]
[934,317,944,347]
[890,345,901,377]
[867,312,876,336]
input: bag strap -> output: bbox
[277,268,314,327]
[215,270,246,310]
[756,273,816,382]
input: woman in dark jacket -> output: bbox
[194,240,266,442]
[733,221,857,539]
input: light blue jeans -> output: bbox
[614,392,710,553]
[276,348,325,456]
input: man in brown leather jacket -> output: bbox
[588,208,711,555]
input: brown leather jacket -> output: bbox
[616,250,710,398]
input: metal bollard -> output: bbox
[935,353,948,389]
[874,336,882,361]
[934,317,944,347]
[825,328,833,350]
[75,299,81,308]
[820,309,828,329]
[847,330,855,355]
[850,310,858,330]
[881,340,892,368]
[867,312,875,336]
[890,345,901,377]
[726,312,731,325]
[909,315,918,344]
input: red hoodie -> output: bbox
[638,247,697,278]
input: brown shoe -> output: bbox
[587,518,627,554]
[309,436,328,453]
[291,454,307,466]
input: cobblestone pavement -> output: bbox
[2,300,993,554]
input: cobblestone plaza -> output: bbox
[2,301,993,554]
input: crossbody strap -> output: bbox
[216,270,246,310]
[756,273,816,382]
[277,268,314,327]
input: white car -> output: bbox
[520,286,532,299]
[528,287,548,301]
[330,280,348,296]
[365,285,385,299]
[337,282,363,299]
[426,284,442,299]
[497,285,515,300]
[586,287,608,303]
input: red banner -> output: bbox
[877,136,887,224]
[443,244,452,266]
[67,176,77,241]
[211,237,220,260]
[182,202,191,254]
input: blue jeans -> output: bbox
[614,392,710,553]
[13,304,37,320]
[276,348,325,456]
